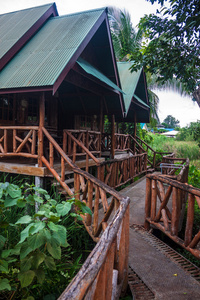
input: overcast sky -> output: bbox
[1,0,200,127]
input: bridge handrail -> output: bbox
[145,172,200,259]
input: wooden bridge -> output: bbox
[1,127,200,299]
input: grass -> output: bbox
[148,133,200,161]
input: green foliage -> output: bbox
[188,165,200,189]
[148,133,200,161]
[176,121,200,146]
[0,181,92,299]
[162,115,180,128]
[131,0,200,100]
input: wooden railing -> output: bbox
[0,126,38,158]
[63,130,100,172]
[161,156,189,180]
[40,128,130,299]
[64,129,101,157]
[133,135,172,169]
[144,172,200,259]
[59,169,130,299]
[99,152,147,188]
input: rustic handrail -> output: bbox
[0,126,38,158]
[41,127,130,298]
[63,130,100,172]
[58,194,130,300]
[145,172,200,259]
[99,152,147,188]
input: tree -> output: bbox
[162,115,180,128]
[130,0,200,105]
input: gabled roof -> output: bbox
[0,3,58,70]
[0,7,108,93]
[117,61,150,122]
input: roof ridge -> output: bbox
[55,7,107,19]
[0,2,55,17]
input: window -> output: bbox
[0,95,13,121]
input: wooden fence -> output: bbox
[0,126,38,158]
[144,169,200,259]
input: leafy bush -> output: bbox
[0,181,92,299]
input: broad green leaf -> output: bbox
[0,278,11,291]
[80,203,92,215]
[27,231,46,250]
[26,194,36,206]
[47,242,61,259]
[20,256,33,272]
[8,184,21,198]
[4,196,18,207]
[32,194,44,204]
[49,199,57,206]
[43,228,51,241]
[44,256,56,270]
[18,270,35,287]
[19,223,34,243]
[34,268,45,284]
[29,221,45,235]
[31,251,45,269]
[52,226,66,246]
[34,210,46,217]
[20,243,33,260]
[33,187,48,195]
[16,215,32,225]
[17,197,26,208]
[56,202,72,216]
[0,188,3,199]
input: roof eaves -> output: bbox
[0,85,53,95]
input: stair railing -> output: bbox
[63,130,101,173]
[40,127,130,299]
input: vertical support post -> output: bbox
[35,171,44,213]
[133,112,137,154]
[38,92,45,167]
[185,193,195,246]
[144,177,151,230]
[111,114,115,159]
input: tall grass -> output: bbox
[148,133,200,161]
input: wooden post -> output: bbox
[144,177,151,230]
[185,193,195,246]
[111,114,115,159]
[38,92,45,167]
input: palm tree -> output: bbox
[108,7,188,127]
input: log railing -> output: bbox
[64,129,101,157]
[161,156,189,181]
[0,126,38,158]
[63,130,101,173]
[99,152,147,188]
[59,168,130,299]
[145,173,200,259]
[40,127,130,299]
[133,135,172,169]
[101,133,172,170]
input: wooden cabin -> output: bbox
[0,3,150,189]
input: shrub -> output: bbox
[0,181,92,299]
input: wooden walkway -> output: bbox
[121,176,200,299]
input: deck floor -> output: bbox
[121,176,200,299]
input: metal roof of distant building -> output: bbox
[0,7,106,92]
[0,3,58,70]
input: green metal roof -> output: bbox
[117,61,149,114]
[0,3,56,61]
[0,8,106,90]
[77,58,124,94]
